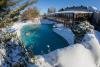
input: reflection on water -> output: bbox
[26,32,31,36]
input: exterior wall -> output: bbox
[91,12,100,31]
[92,12,100,25]
[47,12,92,22]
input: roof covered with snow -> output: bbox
[48,10,93,15]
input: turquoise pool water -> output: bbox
[21,22,68,55]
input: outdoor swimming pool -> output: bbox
[21,21,68,55]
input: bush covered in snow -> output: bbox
[0,32,34,67]
[71,21,94,43]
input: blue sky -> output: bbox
[35,0,67,14]
[34,0,100,14]
[22,0,100,14]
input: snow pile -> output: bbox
[12,21,32,30]
[53,23,64,28]
[0,48,6,66]
[82,32,100,67]
[12,20,40,38]
[57,44,96,67]
[95,30,100,43]
[35,44,96,67]
[12,20,36,31]
[53,26,74,45]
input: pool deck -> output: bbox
[53,24,74,45]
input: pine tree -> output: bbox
[0,0,37,28]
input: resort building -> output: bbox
[91,11,100,31]
[45,6,100,31]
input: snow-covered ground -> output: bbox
[95,30,100,43]
[12,20,40,38]
[82,31,100,67]
[0,48,6,66]
[41,19,56,24]
[53,23,74,45]
[35,44,96,67]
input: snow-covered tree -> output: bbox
[0,0,37,28]
[21,7,39,21]
[71,21,94,43]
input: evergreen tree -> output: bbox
[0,0,37,28]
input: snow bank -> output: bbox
[82,32,100,67]
[0,48,6,66]
[57,44,96,67]
[95,30,100,43]
[35,44,96,67]
[53,26,74,45]
[12,20,40,38]
[53,23,64,28]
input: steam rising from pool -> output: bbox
[20,24,68,55]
